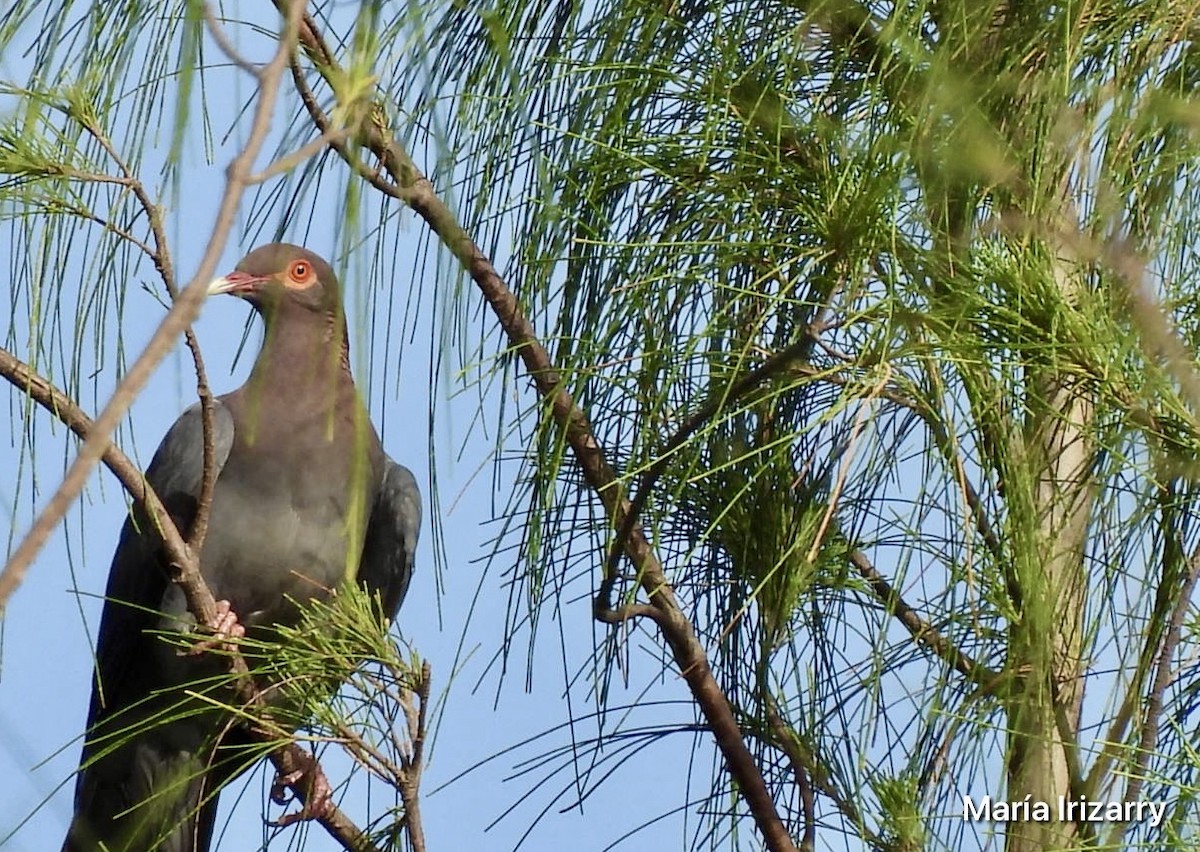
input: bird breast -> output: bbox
[198,432,377,629]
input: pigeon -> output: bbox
[64,244,421,851]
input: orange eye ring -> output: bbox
[288,260,311,282]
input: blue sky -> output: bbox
[0,5,713,850]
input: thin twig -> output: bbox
[1105,545,1200,847]
[246,127,347,185]
[396,660,431,852]
[204,3,261,75]
[763,700,818,852]
[73,113,222,559]
[40,199,156,259]
[848,549,998,687]
[602,333,821,591]
[288,56,400,200]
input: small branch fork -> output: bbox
[318,658,431,851]
[72,110,221,560]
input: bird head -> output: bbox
[207,243,342,320]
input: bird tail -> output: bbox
[62,747,222,852]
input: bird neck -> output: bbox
[248,309,354,412]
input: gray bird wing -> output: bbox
[357,458,421,622]
[67,401,235,852]
[88,400,236,723]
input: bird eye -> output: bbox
[289,260,311,282]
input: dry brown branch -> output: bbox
[848,549,997,686]
[396,660,432,852]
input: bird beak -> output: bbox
[207,271,268,297]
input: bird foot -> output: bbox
[185,599,246,655]
[269,753,336,826]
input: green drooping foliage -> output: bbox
[386,2,1200,848]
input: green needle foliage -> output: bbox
[392,1,1200,848]
[67,583,419,851]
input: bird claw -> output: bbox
[269,754,336,826]
[184,599,245,655]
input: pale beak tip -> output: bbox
[206,276,232,296]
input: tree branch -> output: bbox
[0,347,193,588]
[848,548,998,687]
[763,700,818,852]
[396,660,432,852]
